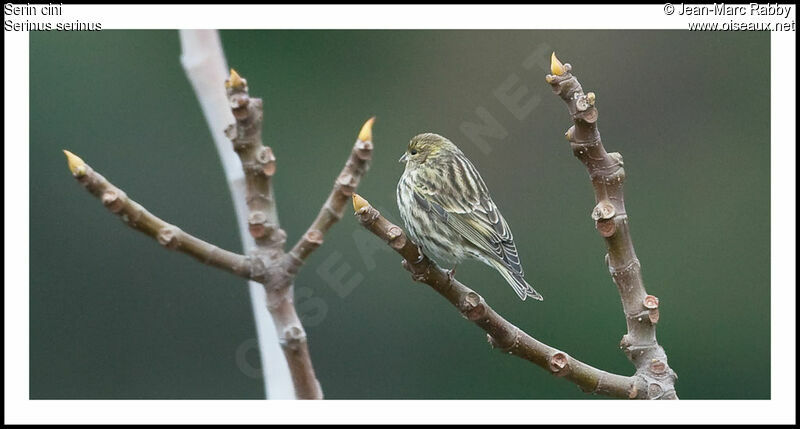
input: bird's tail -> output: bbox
[490,260,543,301]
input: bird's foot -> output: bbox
[447,265,458,284]
[414,245,425,264]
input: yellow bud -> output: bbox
[550,52,565,76]
[358,116,375,142]
[352,194,370,213]
[225,68,246,90]
[63,149,87,177]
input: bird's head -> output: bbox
[399,133,460,171]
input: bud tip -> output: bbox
[226,68,245,89]
[352,193,370,213]
[550,52,565,76]
[358,116,375,142]
[63,149,86,176]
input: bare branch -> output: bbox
[287,117,375,266]
[62,150,254,280]
[223,70,322,399]
[65,67,374,399]
[546,52,678,399]
[225,69,282,249]
[352,195,648,399]
[221,70,374,399]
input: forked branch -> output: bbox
[547,53,677,399]
[64,70,375,399]
[62,150,254,280]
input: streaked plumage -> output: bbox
[396,133,542,301]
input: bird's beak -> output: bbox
[399,152,409,164]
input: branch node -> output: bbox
[647,383,663,398]
[305,229,324,247]
[355,205,380,226]
[608,151,624,166]
[230,96,250,121]
[648,309,660,324]
[230,93,250,109]
[280,325,307,351]
[575,107,598,124]
[256,146,277,176]
[157,226,181,249]
[354,140,374,161]
[591,200,616,221]
[649,359,667,375]
[549,352,570,376]
[459,291,487,321]
[596,218,617,237]
[643,295,659,310]
[101,190,126,213]
[575,93,592,112]
[247,211,272,239]
[336,172,357,196]
[270,228,287,247]
[547,66,575,96]
[619,334,632,350]
[387,226,406,250]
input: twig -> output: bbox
[546,53,678,399]
[223,69,326,399]
[288,118,375,265]
[62,150,254,279]
[224,69,373,398]
[217,69,375,399]
[352,195,648,398]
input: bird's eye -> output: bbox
[410,149,418,155]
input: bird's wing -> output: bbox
[412,159,524,277]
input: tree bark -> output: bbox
[547,53,677,399]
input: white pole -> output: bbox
[178,29,294,399]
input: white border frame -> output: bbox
[4,4,795,425]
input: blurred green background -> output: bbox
[30,30,770,399]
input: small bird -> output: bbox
[397,133,542,301]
